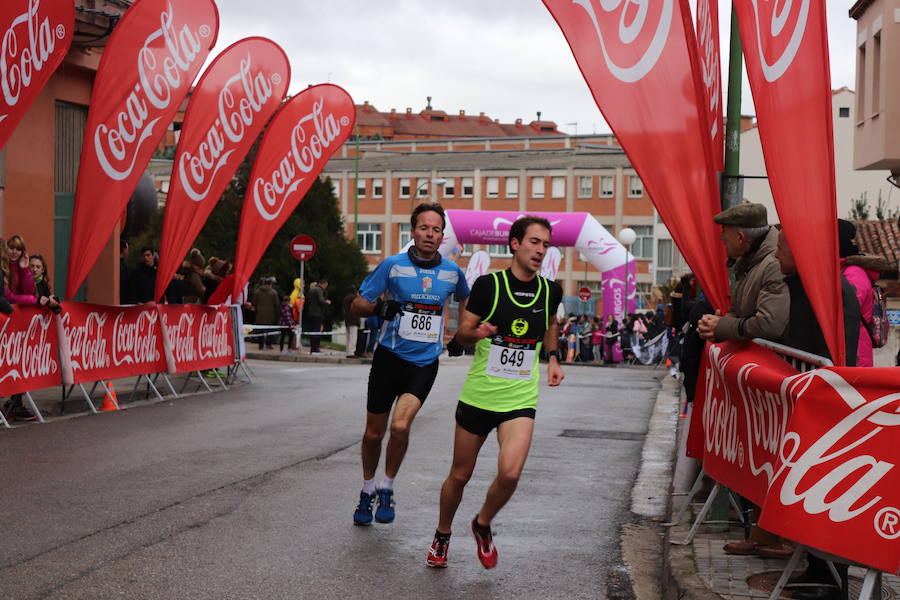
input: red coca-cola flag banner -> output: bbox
[0,0,74,150]
[733,0,844,364]
[66,0,219,299]
[154,37,291,302]
[542,0,730,312]
[0,307,61,396]
[58,302,166,384]
[158,304,235,372]
[231,84,355,298]
[689,340,900,573]
[696,0,723,171]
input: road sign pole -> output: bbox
[298,260,305,352]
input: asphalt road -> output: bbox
[0,358,663,599]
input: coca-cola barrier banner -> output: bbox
[0,307,61,396]
[155,36,290,301]
[158,304,235,373]
[0,0,74,150]
[59,302,167,384]
[231,84,355,298]
[733,0,844,364]
[0,304,236,397]
[541,0,731,313]
[688,341,900,574]
[67,0,219,298]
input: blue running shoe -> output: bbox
[353,491,376,526]
[375,488,395,523]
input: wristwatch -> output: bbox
[547,349,562,361]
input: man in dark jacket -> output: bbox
[305,279,330,353]
[252,277,280,350]
[130,248,157,303]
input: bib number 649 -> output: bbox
[500,348,525,367]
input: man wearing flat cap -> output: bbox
[697,203,788,343]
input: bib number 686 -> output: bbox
[410,314,433,330]
[500,348,525,367]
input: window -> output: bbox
[656,239,673,285]
[356,179,366,198]
[444,178,455,197]
[356,223,382,253]
[838,107,850,118]
[600,175,614,197]
[628,175,643,197]
[531,177,545,198]
[462,177,473,197]
[872,33,881,116]
[372,178,383,197]
[856,44,866,121]
[399,178,410,198]
[486,177,499,198]
[505,177,518,198]
[488,244,512,257]
[333,180,340,199]
[461,244,473,256]
[398,223,412,249]
[628,225,653,258]
[578,176,592,198]
[551,176,565,198]
[576,280,602,294]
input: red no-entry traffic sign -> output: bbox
[577,286,593,302]
[290,234,316,261]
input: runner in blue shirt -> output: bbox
[350,202,469,526]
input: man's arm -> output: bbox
[714,260,788,341]
[543,316,564,386]
[351,294,376,319]
[454,306,497,345]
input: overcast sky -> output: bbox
[211,1,859,135]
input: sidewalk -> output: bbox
[666,398,900,600]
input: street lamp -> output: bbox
[411,178,448,210]
[617,227,636,320]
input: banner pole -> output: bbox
[721,5,744,210]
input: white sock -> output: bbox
[379,476,395,491]
[362,478,376,495]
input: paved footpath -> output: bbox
[1,358,670,600]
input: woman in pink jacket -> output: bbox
[5,235,37,305]
[838,220,888,367]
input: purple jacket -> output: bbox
[7,261,36,305]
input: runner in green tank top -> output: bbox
[426,216,564,570]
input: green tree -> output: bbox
[874,189,900,221]
[848,191,870,220]
[126,147,368,323]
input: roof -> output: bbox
[354,102,562,138]
[849,0,875,19]
[323,147,632,174]
[853,219,900,274]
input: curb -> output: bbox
[244,352,372,365]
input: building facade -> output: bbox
[323,136,681,308]
[739,88,897,221]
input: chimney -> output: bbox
[459,109,466,117]
[515,118,523,126]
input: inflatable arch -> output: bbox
[436,210,637,325]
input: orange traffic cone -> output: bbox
[101,381,119,411]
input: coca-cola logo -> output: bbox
[0,0,70,122]
[62,308,162,371]
[252,97,350,221]
[94,1,210,181]
[0,312,58,383]
[164,312,198,364]
[696,0,720,139]
[571,0,674,83]
[198,311,231,360]
[178,53,280,202]
[62,311,109,371]
[772,369,900,525]
[747,0,809,82]
[111,310,160,367]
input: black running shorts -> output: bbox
[455,401,536,436]
[367,345,439,414]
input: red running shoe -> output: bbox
[470,516,497,569]
[426,532,450,568]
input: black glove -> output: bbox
[446,336,464,357]
[374,298,403,320]
[0,297,12,315]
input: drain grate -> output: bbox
[559,429,645,441]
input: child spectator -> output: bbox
[29,254,61,313]
[278,295,296,352]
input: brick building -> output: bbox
[323,135,684,307]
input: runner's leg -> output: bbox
[384,393,424,478]
[438,424,488,533]
[362,411,390,480]
[477,417,534,525]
